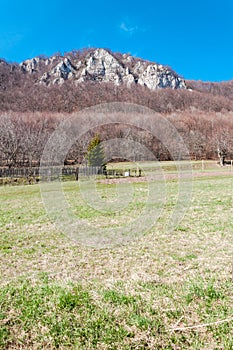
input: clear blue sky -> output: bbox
[0,0,232,82]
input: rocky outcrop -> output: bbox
[20,57,42,73]
[137,64,186,90]
[19,48,186,90]
[77,49,135,86]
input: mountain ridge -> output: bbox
[0,48,233,113]
[18,48,186,90]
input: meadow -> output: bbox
[1,161,233,349]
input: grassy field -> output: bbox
[1,161,233,349]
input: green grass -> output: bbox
[1,277,233,349]
[1,161,233,349]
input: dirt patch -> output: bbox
[98,170,232,184]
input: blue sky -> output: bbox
[0,0,232,82]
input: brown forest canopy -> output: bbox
[0,77,233,113]
[1,110,233,167]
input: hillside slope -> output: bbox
[0,48,233,113]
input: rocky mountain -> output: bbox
[1,48,233,113]
[19,48,186,90]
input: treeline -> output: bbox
[1,110,233,167]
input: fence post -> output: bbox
[75,167,79,181]
[202,159,204,171]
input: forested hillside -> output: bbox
[1,48,233,165]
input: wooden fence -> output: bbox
[78,166,104,177]
[0,165,141,181]
[0,167,77,179]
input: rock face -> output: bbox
[77,49,134,86]
[19,48,186,90]
[138,64,186,89]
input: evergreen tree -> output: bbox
[87,134,105,166]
